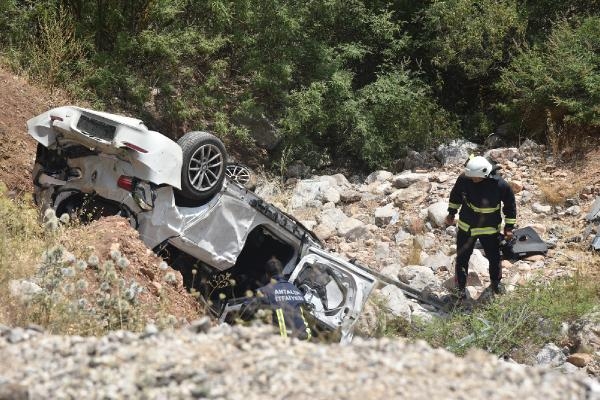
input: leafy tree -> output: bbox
[417,0,526,141]
[421,0,525,79]
[497,17,600,143]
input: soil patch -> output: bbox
[59,216,202,326]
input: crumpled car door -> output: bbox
[288,246,376,343]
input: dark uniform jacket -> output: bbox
[447,173,517,236]
[255,276,312,340]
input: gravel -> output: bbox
[1,324,599,400]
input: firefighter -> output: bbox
[445,155,517,300]
[244,256,312,340]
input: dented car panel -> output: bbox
[28,106,183,188]
[28,107,377,339]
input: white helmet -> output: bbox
[464,155,493,178]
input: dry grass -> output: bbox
[405,237,423,265]
[536,175,586,206]
[0,185,47,324]
[0,186,199,334]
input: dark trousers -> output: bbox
[455,229,501,289]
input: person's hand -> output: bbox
[503,228,514,240]
[445,214,455,226]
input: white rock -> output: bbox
[427,202,449,228]
[391,181,432,206]
[565,205,581,216]
[379,285,412,322]
[392,171,430,189]
[398,265,437,291]
[290,179,331,209]
[468,249,490,276]
[423,252,454,272]
[365,170,393,184]
[330,173,351,188]
[395,229,412,244]
[375,203,399,227]
[375,242,391,261]
[380,264,403,281]
[338,218,369,241]
[532,202,552,214]
[317,207,348,230]
[9,280,43,303]
[536,343,567,367]
[321,187,341,204]
[414,233,437,250]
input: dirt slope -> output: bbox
[0,68,201,324]
[0,68,71,194]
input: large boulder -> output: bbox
[379,285,412,322]
[365,170,393,184]
[391,181,432,206]
[337,218,370,241]
[436,139,478,165]
[484,147,520,162]
[340,189,362,203]
[394,150,430,172]
[427,202,449,228]
[317,207,348,230]
[398,265,437,291]
[392,171,430,189]
[423,252,454,272]
[290,179,331,209]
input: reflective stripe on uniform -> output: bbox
[505,218,517,224]
[457,220,501,236]
[457,219,470,232]
[448,202,461,210]
[300,307,312,341]
[275,308,288,338]
[466,201,500,213]
[471,227,499,236]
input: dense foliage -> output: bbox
[1,1,599,170]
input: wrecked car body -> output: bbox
[27,106,377,341]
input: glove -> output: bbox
[503,227,514,240]
[445,214,456,226]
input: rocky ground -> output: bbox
[1,323,599,400]
[3,66,600,399]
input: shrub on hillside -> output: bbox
[280,69,457,170]
[497,17,600,147]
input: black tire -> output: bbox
[226,163,257,191]
[176,131,227,202]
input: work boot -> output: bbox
[491,281,506,295]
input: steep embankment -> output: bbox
[0,69,72,193]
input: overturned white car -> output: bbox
[28,106,376,341]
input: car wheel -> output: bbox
[226,163,256,190]
[176,131,227,202]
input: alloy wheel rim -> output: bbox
[187,144,224,192]
[226,164,251,185]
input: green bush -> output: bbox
[421,0,525,79]
[497,17,600,145]
[280,69,457,170]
